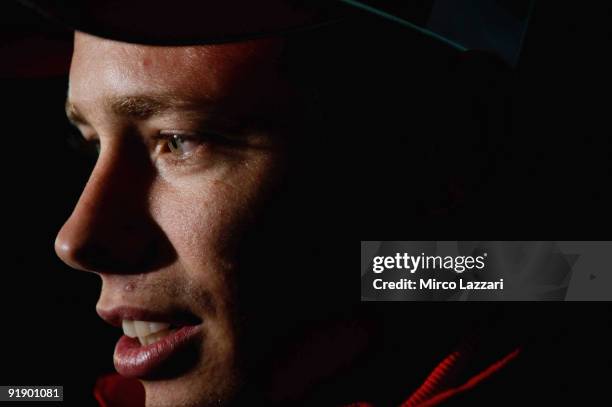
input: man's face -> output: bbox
[56,32,304,406]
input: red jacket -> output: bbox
[94,348,520,407]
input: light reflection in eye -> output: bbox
[166,134,200,157]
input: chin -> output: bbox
[140,348,243,407]
[141,371,240,407]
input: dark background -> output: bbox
[1,2,611,406]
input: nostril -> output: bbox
[55,232,171,274]
[72,245,113,270]
[54,233,111,272]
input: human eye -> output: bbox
[165,134,201,158]
[154,131,232,166]
[67,127,100,161]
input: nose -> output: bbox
[55,137,173,274]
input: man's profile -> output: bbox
[3,1,610,407]
[52,8,512,405]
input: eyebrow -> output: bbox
[64,94,285,135]
[65,94,199,125]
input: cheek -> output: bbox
[150,179,243,272]
[146,154,279,287]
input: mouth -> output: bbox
[98,307,203,379]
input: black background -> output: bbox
[1,2,611,406]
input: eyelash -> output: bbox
[68,128,230,166]
[154,132,229,164]
[67,128,100,160]
[157,133,199,153]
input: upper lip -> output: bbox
[97,306,201,329]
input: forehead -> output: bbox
[69,32,289,111]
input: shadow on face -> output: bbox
[55,15,513,405]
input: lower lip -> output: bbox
[114,325,202,378]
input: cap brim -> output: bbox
[17,0,348,45]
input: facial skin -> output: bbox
[53,23,499,407]
[55,32,344,406]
